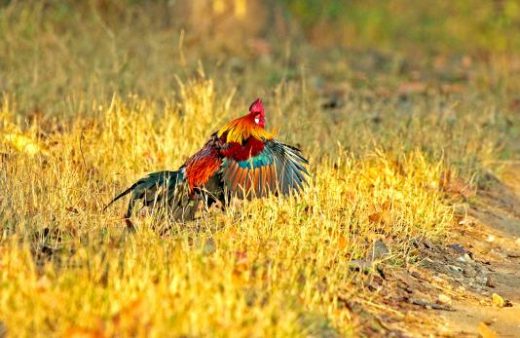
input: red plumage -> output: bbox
[184,142,221,192]
[220,138,265,161]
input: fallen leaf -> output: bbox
[368,206,391,225]
[491,293,505,307]
[478,322,497,338]
[338,235,349,250]
[368,212,383,224]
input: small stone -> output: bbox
[349,259,372,273]
[423,240,433,249]
[438,294,452,305]
[463,267,477,278]
[456,253,473,263]
[411,271,422,279]
[458,219,468,225]
[448,243,466,254]
[484,318,496,326]
[448,264,463,273]
[372,239,390,260]
[486,235,495,242]
[486,275,497,288]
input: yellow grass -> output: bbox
[0,78,467,337]
[1,2,518,337]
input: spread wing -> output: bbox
[221,140,309,198]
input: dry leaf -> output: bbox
[338,235,349,250]
[491,293,505,307]
[368,212,383,224]
[368,207,391,225]
[478,322,497,338]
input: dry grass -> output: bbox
[0,76,503,337]
[1,1,519,337]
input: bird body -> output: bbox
[184,137,222,191]
[105,98,309,227]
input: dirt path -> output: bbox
[359,165,520,337]
[437,164,520,337]
[440,165,520,337]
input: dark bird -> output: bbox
[105,98,309,228]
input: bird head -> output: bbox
[248,98,265,128]
[217,97,273,143]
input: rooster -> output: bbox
[105,98,309,228]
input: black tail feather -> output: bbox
[103,170,185,223]
[103,182,139,212]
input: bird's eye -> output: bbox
[254,116,260,124]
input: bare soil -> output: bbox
[356,164,520,337]
[436,164,520,337]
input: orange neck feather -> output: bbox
[217,116,274,144]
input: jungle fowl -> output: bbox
[105,99,309,228]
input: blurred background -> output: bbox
[2,0,520,115]
[1,3,520,336]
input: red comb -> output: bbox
[249,98,264,114]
